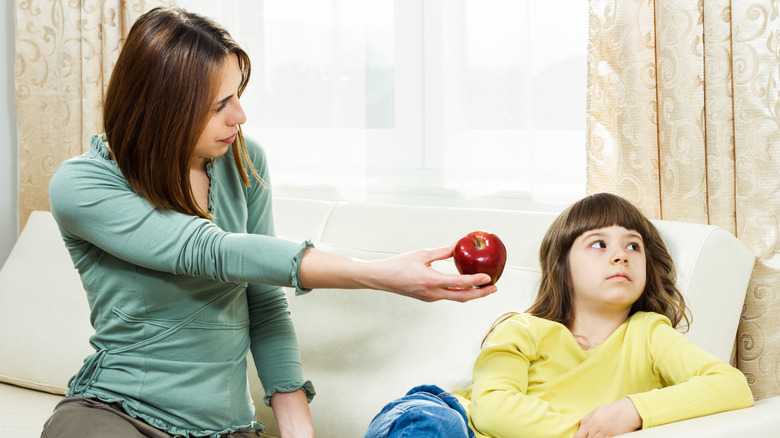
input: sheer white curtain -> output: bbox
[175,0,587,211]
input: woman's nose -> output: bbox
[230,99,247,126]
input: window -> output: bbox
[175,0,587,211]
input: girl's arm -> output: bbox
[469,316,581,438]
[627,318,753,429]
[574,398,642,437]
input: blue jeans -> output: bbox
[364,385,476,438]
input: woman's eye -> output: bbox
[215,103,227,113]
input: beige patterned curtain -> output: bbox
[588,0,779,400]
[14,0,169,229]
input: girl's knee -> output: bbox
[366,396,470,438]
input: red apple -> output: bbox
[453,230,507,285]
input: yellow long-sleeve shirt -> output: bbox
[453,311,753,438]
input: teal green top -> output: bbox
[49,134,315,437]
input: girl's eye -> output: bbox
[627,242,641,251]
[589,240,606,249]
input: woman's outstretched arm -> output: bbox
[298,246,498,302]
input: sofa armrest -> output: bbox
[616,396,780,438]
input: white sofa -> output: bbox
[1,197,779,438]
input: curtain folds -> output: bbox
[14,0,168,228]
[588,0,780,400]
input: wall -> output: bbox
[1,1,18,266]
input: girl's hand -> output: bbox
[573,398,642,438]
[270,389,315,438]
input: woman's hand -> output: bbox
[298,246,498,302]
[573,398,642,438]
[369,245,498,302]
[270,389,315,438]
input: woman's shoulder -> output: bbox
[50,135,124,189]
[242,134,267,161]
[49,134,136,229]
[220,134,269,178]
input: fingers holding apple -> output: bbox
[453,231,507,286]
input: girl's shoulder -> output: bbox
[625,311,679,343]
[628,311,673,328]
[488,313,571,345]
[498,313,565,331]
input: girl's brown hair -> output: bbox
[484,193,690,346]
[103,7,260,219]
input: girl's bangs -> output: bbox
[563,194,648,242]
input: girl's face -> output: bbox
[191,54,247,168]
[568,225,647,317]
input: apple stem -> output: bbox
[472,233,485,250]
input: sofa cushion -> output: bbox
[0,383,63,437]
[0,211,94,395]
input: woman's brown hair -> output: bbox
[483,193,690,346]
[103,7,260,219]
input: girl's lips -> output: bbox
[608,272,631,281]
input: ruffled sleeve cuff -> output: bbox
[291,240,315,296]
[263,380,316,406]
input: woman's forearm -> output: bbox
[270,389,315,438]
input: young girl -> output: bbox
[365,192,754,438]
[41,7,495,438]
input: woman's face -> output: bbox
[568,225,647,317]
[191,54,247,168]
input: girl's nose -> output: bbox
[611,249,628,264]
[612,256,627,264]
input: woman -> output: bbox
[42,7,496,438]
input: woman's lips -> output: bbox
[220,134,237,144]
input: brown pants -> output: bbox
[41,397,261,438]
